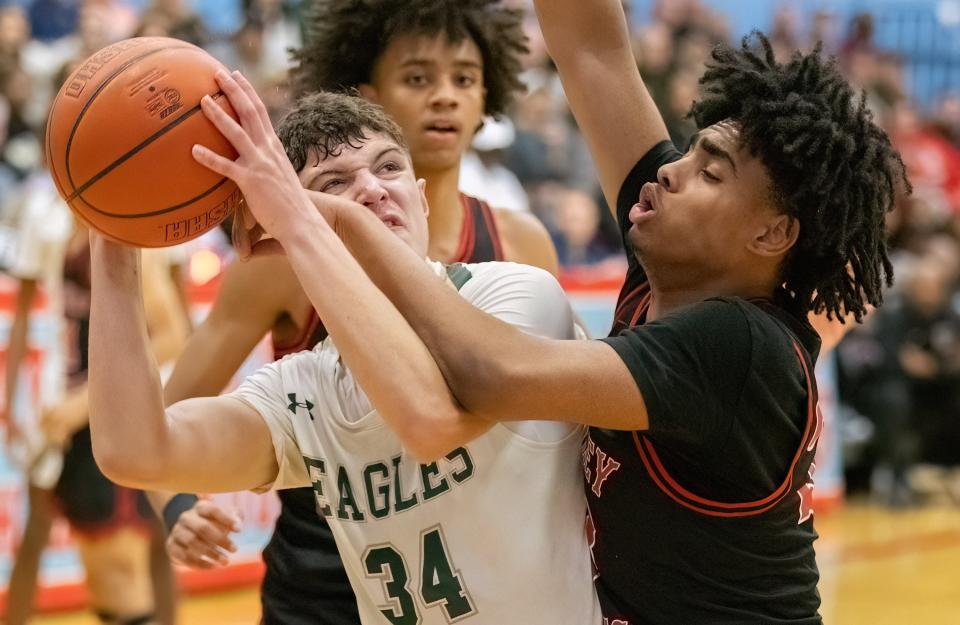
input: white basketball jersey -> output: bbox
[234,261,601,625]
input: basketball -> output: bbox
[45,37,241,247]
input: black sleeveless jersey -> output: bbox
[586,142,823,624]
[262,193,504,624]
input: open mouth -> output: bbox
[628,183,659,223]
[424,120,460,136]
[381,215,404,229]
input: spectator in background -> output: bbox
[139,0,209,46]
[210,17,291,119]
[459,116,531,212]
[549,188,619,267]
[244,0,301,79]
[933,92,960,147]
[27,0,80,42]
[892,101,960,215]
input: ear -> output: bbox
[358,83,378,104]
[418,178,430,218]
[749,213,798,258]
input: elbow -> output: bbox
[91,431,165,490]
[395,402,470,465]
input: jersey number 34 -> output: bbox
[363,524,476,624]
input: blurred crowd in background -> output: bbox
[1,0,960,507]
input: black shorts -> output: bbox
[53,426,154,537]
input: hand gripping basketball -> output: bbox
[192,70,317,258]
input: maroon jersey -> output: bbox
[587,141,823,624]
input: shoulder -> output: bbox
[243,345,329,392]
[655,297,755,336]
[491,207,559,276]
[606,298,757,374]
[462,261,564,301]
[461,261,575,340]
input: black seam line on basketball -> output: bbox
[63,44,197,190]
[66,92,222,204]
[80,176,232,219]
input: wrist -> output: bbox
[162,493,200,533]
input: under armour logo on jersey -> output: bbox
[287,393,315,420]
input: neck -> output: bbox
[645,267,779,321]
[420,160,466,260]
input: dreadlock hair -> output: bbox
[688,32,910,322]
[277,91,408,172]
[291,0,527,118]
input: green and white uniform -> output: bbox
[233,261,601,625]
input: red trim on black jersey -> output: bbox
[632,340,819,518]
[611,282,652,335]
[452,194,477,262]
[453,194,505,263]
[476,198,505,261]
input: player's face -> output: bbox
[627,121,790,287]
[298,134,430,257]
[360,34,486,174]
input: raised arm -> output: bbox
[533,0,669,208]
[88,234,278,493]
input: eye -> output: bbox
[379,161,401,173]
[405,73,428,87]
[700,169,720,182]
[455,73,477,88]
[320,179,343,193]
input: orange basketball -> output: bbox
[45,37,241,247]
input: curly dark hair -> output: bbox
[290,0,528,118]
[277,91,407,172]
[689,32,910,321]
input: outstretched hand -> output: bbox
[192,70,319,259]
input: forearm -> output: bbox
[533,0,633,62]
[88,237,172,485]
[331,204,543,420]
[282,213,486,459]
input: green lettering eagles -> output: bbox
[303,448,475,521]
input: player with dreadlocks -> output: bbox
[176,1,908,623]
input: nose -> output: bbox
[657,160,677,192]
[355,171,388,212]
[429,76,458,110]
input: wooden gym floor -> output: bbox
[34,501,960,625]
